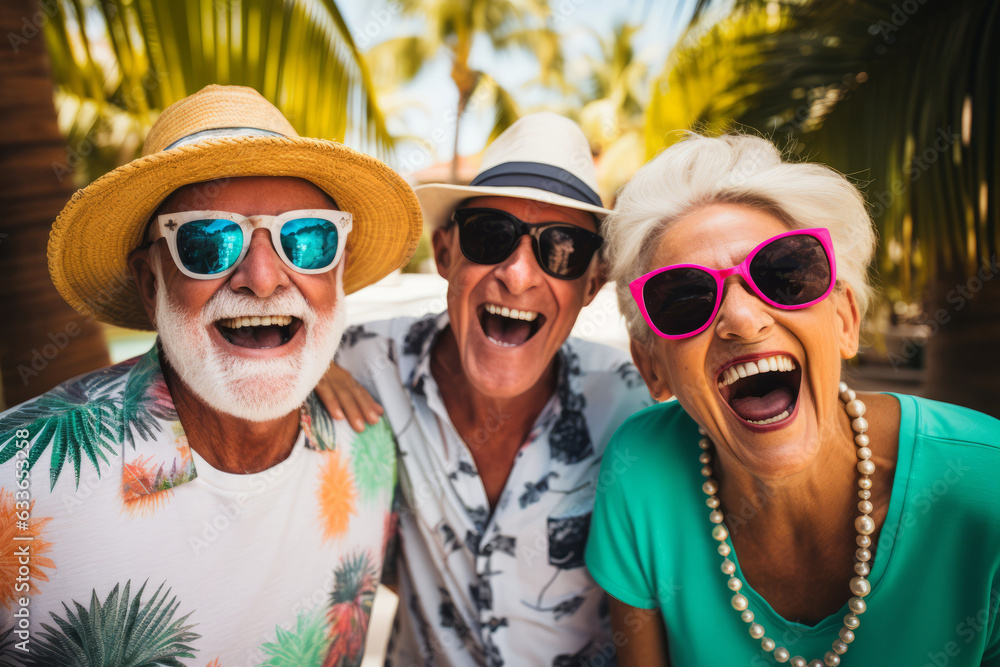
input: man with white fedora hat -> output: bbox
[0,84,419,663]
[327,112,651,666]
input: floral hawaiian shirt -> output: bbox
[0,343,395,666]
[336,313,652,667]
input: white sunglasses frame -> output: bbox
[149,209,353,280]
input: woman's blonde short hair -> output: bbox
[604,132,877,346]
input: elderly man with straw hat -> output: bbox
[324,113,652,666]
[0,85,420,664]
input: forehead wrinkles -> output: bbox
[655,207,791,270]
[655,227,750,271]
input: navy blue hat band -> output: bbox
[469,161,603,208]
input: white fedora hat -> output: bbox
[415,112,612,229]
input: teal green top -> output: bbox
[585,394,1000,666]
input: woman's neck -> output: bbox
[710,392,900,622]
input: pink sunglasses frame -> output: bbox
[629,227,837,339]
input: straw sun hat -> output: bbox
[48,84,422,331]
[414,111,612,230]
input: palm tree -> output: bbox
[364,0,562,183]
[573,22,652,201]
[0,0,110,410]
[0,0,394,409]
[645,0,1000,415]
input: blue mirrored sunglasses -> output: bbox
[149,209,353,279]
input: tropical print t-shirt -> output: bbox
[0,343,396,667]
[336,313,652,667]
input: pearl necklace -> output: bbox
[699,382,873,667]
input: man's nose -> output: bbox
[227,228,291,298]
[492,235,544,295]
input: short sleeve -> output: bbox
[335,321,399,397]
[585,427,658,610]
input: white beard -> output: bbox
[153,266,346,423]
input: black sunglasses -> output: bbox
[450,207,603,280]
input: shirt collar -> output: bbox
[405,312,450,395]
[403,311,577,412]
[121,342,333,502]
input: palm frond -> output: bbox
[675,0,999,298]
[0,626,15,658]
[362,0,569,169]
[43,0,395,190]
[0,367,127,490]
[24,580,200,667]
[330,550,377,605]
[645,2,789,155]
[120,351,176,447]
[259,606,332,666]
[472,74,521,143]
[365,36,435,89]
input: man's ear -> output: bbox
[432,226,457,279]
[630,338,673,403]
[581,258,607,307]
[834,282,862,360]
[128,244,159,326]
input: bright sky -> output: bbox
[337,0,698,174]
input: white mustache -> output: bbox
[199,287,312,325]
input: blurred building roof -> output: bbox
[410,152,482,186]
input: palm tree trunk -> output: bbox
[920,265,1000,419]
[0,0,109,410]
[450,48,476,185]
[451,96,463,185]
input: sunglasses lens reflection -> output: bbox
[176,219,243,275]
[539,226,596,278]
[749,234,831,306]
[644,267,718,336]
[457,210,600,279]
[279,217,340,271]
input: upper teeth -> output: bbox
[218,315,294,329]
[717,354,796,389]
[485,303,538,322]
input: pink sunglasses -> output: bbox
[630,227,837,339]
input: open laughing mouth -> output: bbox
[717,354,802,427]
[478,303,546,348]
[216,315,303,350]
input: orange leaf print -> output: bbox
[205,659,222,667]
[317,450,357,540]
[0,488,55,607]
[121,455,173,517]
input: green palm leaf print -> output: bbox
[350,419,396,503]
[121,351,177,447]
[22,579,199,666]
[258,606,333,666]
[0,348,176,491]
[331,551,377,607]
[0,369,123,491]
[305,393,338,451]
[0,625,15,656]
